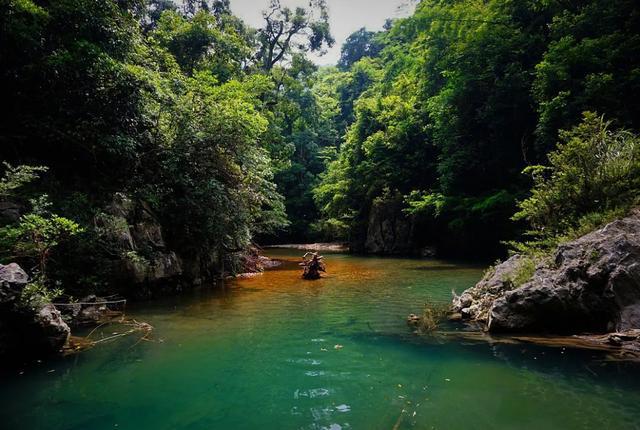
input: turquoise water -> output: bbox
[1,250,639,429]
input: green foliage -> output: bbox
[404,191,446,217]
[310,218,349,242]
[9,212,83,278]
[151,8,251,79]
[0,164,48,198]
[155,73,288,253]
[514,113,640,241]
[18,280,64,311]
[0,0,299,287]
[259,56,344,243]
[338,27,383,70]
[504,256,539,290]
[533,0,640,152]
[313,0,640,257]
[0,163,83,287]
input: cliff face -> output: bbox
[97,193,184,296]
[363,195,414,255]
[453,210,640,335]
[98,193,256,297]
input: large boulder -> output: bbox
[488,212,640,333]
[35,304,70,352]
[452,254,527,322]
[0,263,29,303]
[453,210,640,334]
[0,263,70,359]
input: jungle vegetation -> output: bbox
[0,0,639,298]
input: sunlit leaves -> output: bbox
[514,112,640,239]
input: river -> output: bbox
[1,249,639,429]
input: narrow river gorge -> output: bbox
[2,249,639,430]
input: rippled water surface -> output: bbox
[1,250,640,429]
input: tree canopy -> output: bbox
[313,0,640,256]
[1,0,639,296]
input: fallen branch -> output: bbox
[433,329,640,361]
[63,318,154,355]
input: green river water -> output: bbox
[1,249,640,429]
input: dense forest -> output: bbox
[1,0,639,302]
[313,0,640,257]
[3,2,640,425]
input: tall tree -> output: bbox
[338,27,383,70]
[255,0,334,71]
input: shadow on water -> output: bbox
[408,264,481,272]
[344,326,640,389]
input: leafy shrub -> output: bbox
[505,256,538,290]
[0,163,48,198]
[514,112,640,248]
[419,300,450,333]
[9,212,83,279]
[18,281,63,311]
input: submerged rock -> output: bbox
[455,210,640,335]
[406,313,421,327]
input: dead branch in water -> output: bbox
[63,318,154,355]
[433,329,640,362]
[299,252,326,280]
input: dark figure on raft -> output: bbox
[300,252,326,280]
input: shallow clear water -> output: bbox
[1,250,639,430]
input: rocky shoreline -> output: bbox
[0,264,70,360]
[450,210,640,357]
[0,243,278,363]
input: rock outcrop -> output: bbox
[35,304,71,351]
[364,193,414,254]
[0,263,29,302]
[453,254,527,323]
[98,193,183,287]
[0,263,70,359]
[454,210,640,335]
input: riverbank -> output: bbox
[449,209,640,359]
[264,243,349,252]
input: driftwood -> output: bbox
[299,252,326,280]
[63,318,154,355]
[434,329,640,361]
[406,310,640,361]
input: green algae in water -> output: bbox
[1,251,639,429]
